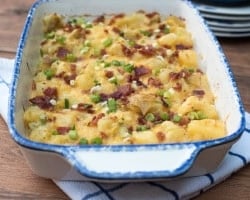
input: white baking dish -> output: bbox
[8,0,245,181]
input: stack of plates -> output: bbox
[192,1,250,38]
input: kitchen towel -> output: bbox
[0,57,250,200]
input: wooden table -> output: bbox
[0,1,249,199]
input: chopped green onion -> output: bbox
[45,32,55,39]
[104,62,111,68]
[44,69,55,80]
[52,130,59,135]
[140,30,152,37]
[68,130,78,140]
[128,40,136,47]
[79,137,89,145]
[109,77,118,85]
[90,93,101,103]
[161,113,169,121]
[136,125,149,132]
[163,27,170,34]
[66,53,77,62]
[188,111,206,120]
[123,63,134,73]
[84,22,93,28]
[103,38,113,47]
[80,46,90,54]
[64,98,70,109]
[56,36,66,44]
[172,114,182,123]
[111,60,121,66]
[107,98,117,113]
[91,137,102,145]
[145,113,155,122]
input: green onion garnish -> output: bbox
[145,113,155,122]
[90,93,101,104]
[103,38,113,47]
[44,69,55,80]
[79,137,89,145]
[68,130,78,140]
[172,114,182,123]
[107,98,117,113]
[64,98,70,109]
[91,137,102,145]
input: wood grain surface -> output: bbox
[0,0,249,199]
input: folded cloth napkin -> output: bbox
[0,57,250,200]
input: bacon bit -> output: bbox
[77,103,94,113]
[100,49,107,56]
[93,15,105,23]
[112,27,122,35]
[138,116,147,125]
[134,66,151,77]
[100,131,108,139]
[88,113,105,126]
[57,126,71,135]
[156,131,165,142]
[64,74,77,85]
[110,84,134,100]
[158,24,166,30]
[109,13,125,25]
[42,55,55,65]
[128,126,133,133]
[31,80,36,90]
[145,12,159,18]
[179,116,190,126]
[29,96,52,109]
[175,44,192,50]
[43,87,58,99]
[192,89,205,98]
[121,44,135,57]
[169,50,179,63]
[105,70,114,78]
[148,77,162,87]
[56,47,69,59]
[70,64,77,72]
[40,40,48,46]
[137,45,156,57]
[169,69,191,81]
[64,24,74,32]
[173,82,182,92]
[55,71,65,79]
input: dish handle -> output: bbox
[67,144,199,180]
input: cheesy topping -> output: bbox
[23,11,226,145]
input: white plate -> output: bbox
[194,2,250,16]
[208,24,250,32]
[214,31,250,37]
[201,12,250,21]
[206,19,250,28]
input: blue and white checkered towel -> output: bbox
[1,57,250,200]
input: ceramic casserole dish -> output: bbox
[8,0,245,181]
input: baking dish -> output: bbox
[8,0,245,181]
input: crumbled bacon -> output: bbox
[173,82,182,92]
[192,89,205,98]
[175,44,192,50]
[93,15,105,23]
[145,12,159,19]
[77,103,94,113]
[57,126,71,134]
[109,13,125,25]
[136,45,156,57]
[121,45,135,57]
[100,131,108,139]
[29,96,52,109]
[105,70,114,78]
[179,116,190,126]
[110,84,134,100]
[88,113,105,126]
[56,47,69,59]
[169,69,191,81]
[43,87,58,99]
[148,77,162,87]
[64,73,77,85]
[156,131,165,142]
[134,66,151,77]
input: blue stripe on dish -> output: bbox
[228,151,247,165]
[205,174,214,184]
[148,182,179,200]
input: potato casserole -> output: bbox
[23,11,226,145]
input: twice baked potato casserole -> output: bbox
[23,11,226,145]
